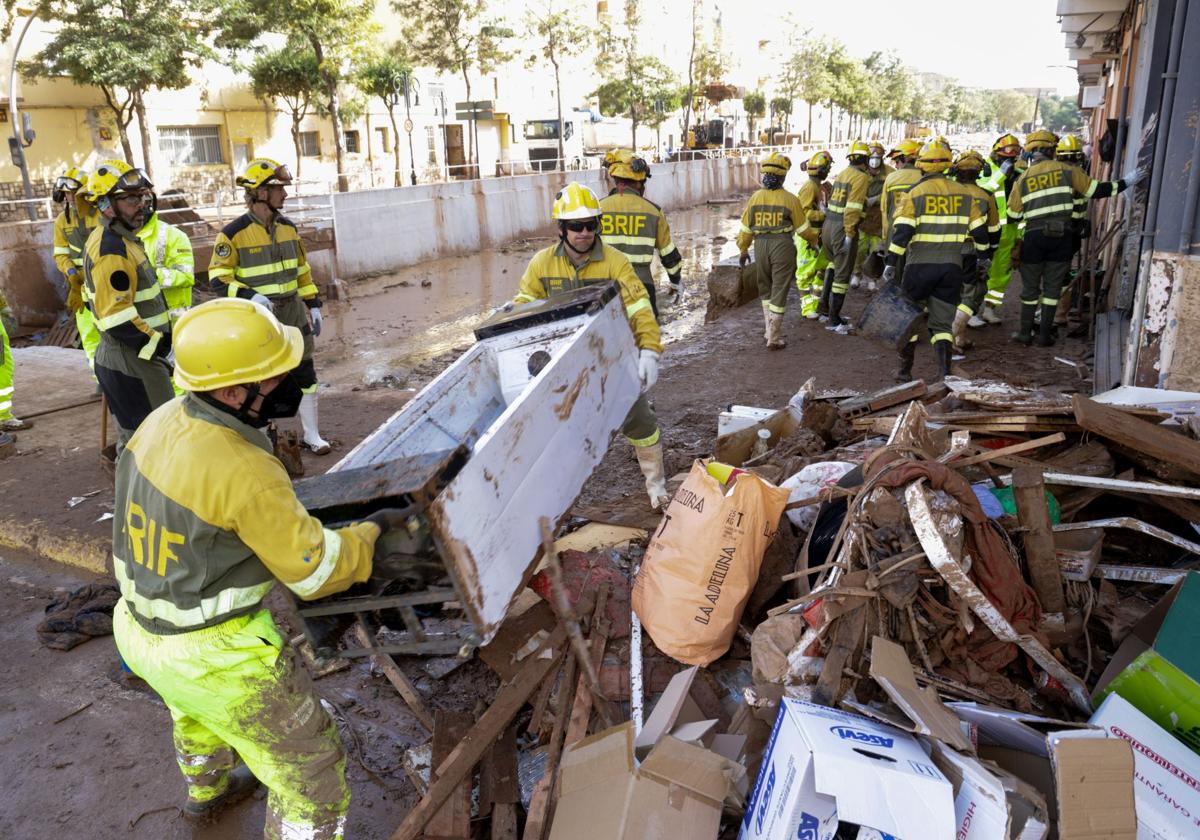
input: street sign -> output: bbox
[403,118,414,134]
[454,100,495,121]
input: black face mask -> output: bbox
[231,373,304,427]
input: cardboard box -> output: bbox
[635,665,719,758]
[1094,572,1200,754]
[1047,730,1137,840]
[739,698,955,840]
[549,722,743,840]
[931,743,1049,840]
[1090,693,1200,838]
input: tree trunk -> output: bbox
[552,56,565,171]
[807,101,813,141]
[828,102,834,143]
[388,105,402,187]
[100,86,136,165]
[116,120,135,166]
[292,114,304,181]
[309,35,349,193]
[462,69,475,176]
[681,0,698,154]
[132,90,154,180]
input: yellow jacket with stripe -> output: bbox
[136,212,195,315]
[599,189,683,286]
[958,180,1001,251]
[825,165,874,238]
[795,177,826,243]
[882,165,923,241]
[208,212,318,303]
[82,219,171,360]
[113,394,379,634]
[1006,159,1121,233]
[515,241,662,354]
[52,196,99,279]
[887,174,990,267]
[736,187,812,252]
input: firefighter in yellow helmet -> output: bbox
[111,298,401,838]
[0,288,29,431]
[82,160,174,449]
[882,139,990,382]
[948,150,1000,352]
[794,150,833,318]
[1053,133,1089,331]
[736,152,812,348]
[819,140,873,332]
[1006,129,1144,346]
[513,183,671,509]
[208,158,331,454]
[851,140,894,292]
[52,165,102,369]
[975,133,1023,323]
[599,151,685,317]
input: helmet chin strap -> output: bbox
[251,185,285,219]
[558,222,595,256]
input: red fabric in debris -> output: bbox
[529,549,632,638]
[864,453,1045,672]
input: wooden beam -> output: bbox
[483,722,520,840]
[389,628,565,840]
[564,583,611,747]
[353,622,435,732]
[1012,467,1066,614]
[425,711,474,840]
[522,655,578,840]
[949,433,1066,468]
[1074,394,1200,478]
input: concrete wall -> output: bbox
[0,222,63,326]
[331,155,760,279]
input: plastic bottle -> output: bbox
[751,428,771,459]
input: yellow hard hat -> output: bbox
[85,159,153,203]
[236,157,293,190]
[609,154,651,181]
[868,140,886,156]
[1025,129,1059,153]
[55,166,88,193]
[889,138,923,160]
[806,150,834,170]
[604,148,633,170]
[761,151,791,175]
[848,140,871,159]
[552,182,602,220]
[1056,134,1083,158]
[172,298,304,392]
[992,133,1022,157]
[953,150,986,172]
[916,138,954,173]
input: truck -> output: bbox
[522,109,637,171]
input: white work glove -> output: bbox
[999,159,1015,175]
[165,348,176,368]
[638,349,660,390]
[1121,167,1147,188]
[666,277,684,303]
[491,301,515,317]
[309,307,323,337]
[841,235,853,252]
[881,265,896,284]
[866,193,881,208]
[250,293,273,312]
[977,258,992,280]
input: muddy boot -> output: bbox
[635,442,671,510]
[817,268,834,321]
[934,340,953,381]
[1036,303,1058,347]
[826,293,848,331]
[766,311,787,350]
[0,416,32,431]
[760,300,771,342]
[183,765,261,824]
[952,309,973,353]
[980,303,1002,324]
[894,341,916,383]
[1011,303,1036,346]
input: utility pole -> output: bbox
[401,72,419,186]
[8,8,39,222]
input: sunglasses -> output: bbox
[563,219,598,233]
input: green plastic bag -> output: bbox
[989,486,1061,524]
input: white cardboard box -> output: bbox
[739,698,955,840]
[1090,693,1200,839]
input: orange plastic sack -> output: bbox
[632,459,789,665]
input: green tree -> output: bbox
[358,51,415,186]
[824,43,858,141]
[523,0,590,171]
[1038,93,1082,134]
[769,96,792,135]
[21,0,219,178]
[778,30,833,140]
[743,90,766,140]
[987,89,1035,132]
[594,0,675,149]
[250,44,322,180]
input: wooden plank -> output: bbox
[949,433,1067,468]
[1012,467,1066,614]
[1074,394,1200,478]
[390,628,565,840]
[522,655,578,840]
[813,603,866,707]
[837,380,927,418]
[1002,471,1200,501]
[425,711,474,840]
[480,720,519,840]
[353,623,435,732]
[294,447,462,521]
[564,583,611,747]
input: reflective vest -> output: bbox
[208,212,316,301]
[113,394,378,634]
[957,181,1001,253]
[976,158,1019,223]
[736,187,810,253]
[136,213,195,317]
[52,198,100,289]
[514,241,662,353]
[882,165,923,240]
[796,177,827,228]
[888,174,990,266]
[83,220,171,360]
[825,166,873,238]
[1006,159,1120,234]
[599,189,683,286]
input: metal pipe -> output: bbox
[8,9,39,223]
[1179,82,1200,254]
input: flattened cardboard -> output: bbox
[930,742,1049,840]
[551,723,638,840]
[948,703,1089,757]
[635,665,713,757]
[1048,730,1136,840]
[870,636,973,752]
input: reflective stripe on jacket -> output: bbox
[1006,159,1120,233]
[825,166,873,238]
[599,190,683,285]
[83,220,171,360]
[882,165,923,240]
[52,198,100,279]
[888,174,990,266]
[208,212,316,300]
[736,187,810,252]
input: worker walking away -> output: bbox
[882,139,990,382]
[1053,133,1089,331]
[111,298,401,838]
[948,150,1000,353]
[819,140,873,332]
[851,141,894,292]
[881,139,924,285]
[0,289,31,431]
[1006,130,1143,347]
[599,151,685,317]
[736,152,811,348]
[208,159,331,455]
[82,161,174,450]
[52,166,100,368]
[975,134,1023,324]
[514,183,671,509]
[794,150,833,319]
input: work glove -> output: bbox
[66,281,84,314]
[249,292,273,312]
[881,265,896,285]
[1121,167,1148,188]
[491,301,515,317]
[999,159,1015,175]
[841,235,853,252]
[738,251,750,269]
[309,307,323,337]
[1011,240,1023,270]
[865,194,881,208]
[666,277,683,303]
[365,507,413,536]
[977,258,992,281]
[638,349,660,390]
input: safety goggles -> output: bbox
[54,176,83,192]
[563,219,598,233]
[115,168,154,191]
[265,164,293,186]
[996,146,1021,158]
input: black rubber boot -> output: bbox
[182,765,261,824]
[894,341,916,383]
[828,292,846,328]
[1036,304,1057,347]
[818,267,834,318]
[934,340,953,381]
[1011,303,1036,345]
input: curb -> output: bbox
[0,517,110,576]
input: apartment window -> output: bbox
[299,131,320,157]
[376,126,390,153]
[345,130,361,153]
[426,125,437,164]
[158,126,223,165]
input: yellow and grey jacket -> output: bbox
[83,219,171,360]
[113,394,380,634]
[959,181,1001,253]
[860,164,895,238]
[52,197,100,295]
[887,174,990,266]
[208,212,317,303]
[882,165,922,242]
[136,212,194,318]
[1006,159,1121,234]
[736,187,811,252]
[825,165,873,238]
[515,241,662,353]
[795,177,826,245]
[599,189,683,287]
